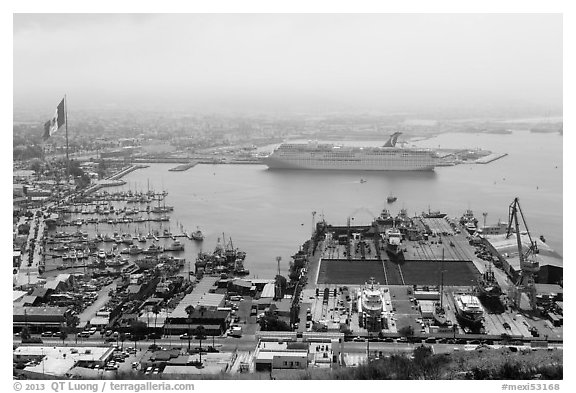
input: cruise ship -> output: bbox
[262,132,441,171]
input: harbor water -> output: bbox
[107,130,562,279]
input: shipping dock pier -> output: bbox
[299,205,562,343]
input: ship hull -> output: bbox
[263,155,436,171]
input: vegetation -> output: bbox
[258,316,292,331]
[194,325,207,363]
[105,347,562,380]
[274,275,287,299]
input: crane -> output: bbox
[506,197,539,310]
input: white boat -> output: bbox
[383,227,402,257]
[164,240,184,252]
[263,132,440,171]
[454,294,484,325]
[357,278,385,331]
[128,244,143,255]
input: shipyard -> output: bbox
[12,159,563,379]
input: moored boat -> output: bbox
[164,240,184,252]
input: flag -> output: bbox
[43,98,65,139]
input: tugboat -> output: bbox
[191,228,204,241]
[476,263,502,300]
[460,209,478,234]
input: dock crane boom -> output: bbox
[506,197,539,310]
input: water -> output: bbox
[111,130,562,279]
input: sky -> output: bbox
[13,13,563,114]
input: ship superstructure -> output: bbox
[263,133,440,171]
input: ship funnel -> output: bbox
[384,132,402,147]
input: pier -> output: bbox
[107,164,149,180]
[168,161,198,172]
[474,153,508,164]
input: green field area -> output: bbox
[317,259,479,286]
[317,259,386,284]
[400,260,480,285]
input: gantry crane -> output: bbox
[506,197,539,310]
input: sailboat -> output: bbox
[432,250,449,326]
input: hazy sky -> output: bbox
[13,13,562,113]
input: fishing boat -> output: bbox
[138,235,147,243]
[121,233,133,245]
[103,234,114,242]
[433,250,450,326]
[127,245,142,255]
[143,243,163,254]
[387,195,397,203]
[233,258,250,276]
[105,258,128,267]
[97,249,106,259]
[422,208,447,219]
[164,240,184,252]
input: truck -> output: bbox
[230,326,242,337]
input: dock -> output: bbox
[474,153,508,164]
[168,161,198,172]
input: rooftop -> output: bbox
[14,346,114,377]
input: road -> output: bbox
[15,334,563,355]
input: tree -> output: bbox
[65,314,79,344]
[20,326,31,341]
[30,159,43,177]
[398,325,414,337]
[97,160,108,179]
[194,325,207,365]
[151,304,161,347]
[59,330,68,345]
[275,275,287,299]
[185,305,195,352]
[259,316,292,332]
[130,320,147,349]
[119,332,126,351]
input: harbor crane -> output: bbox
[506,197,539,310]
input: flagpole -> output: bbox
[65,94,70,180]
